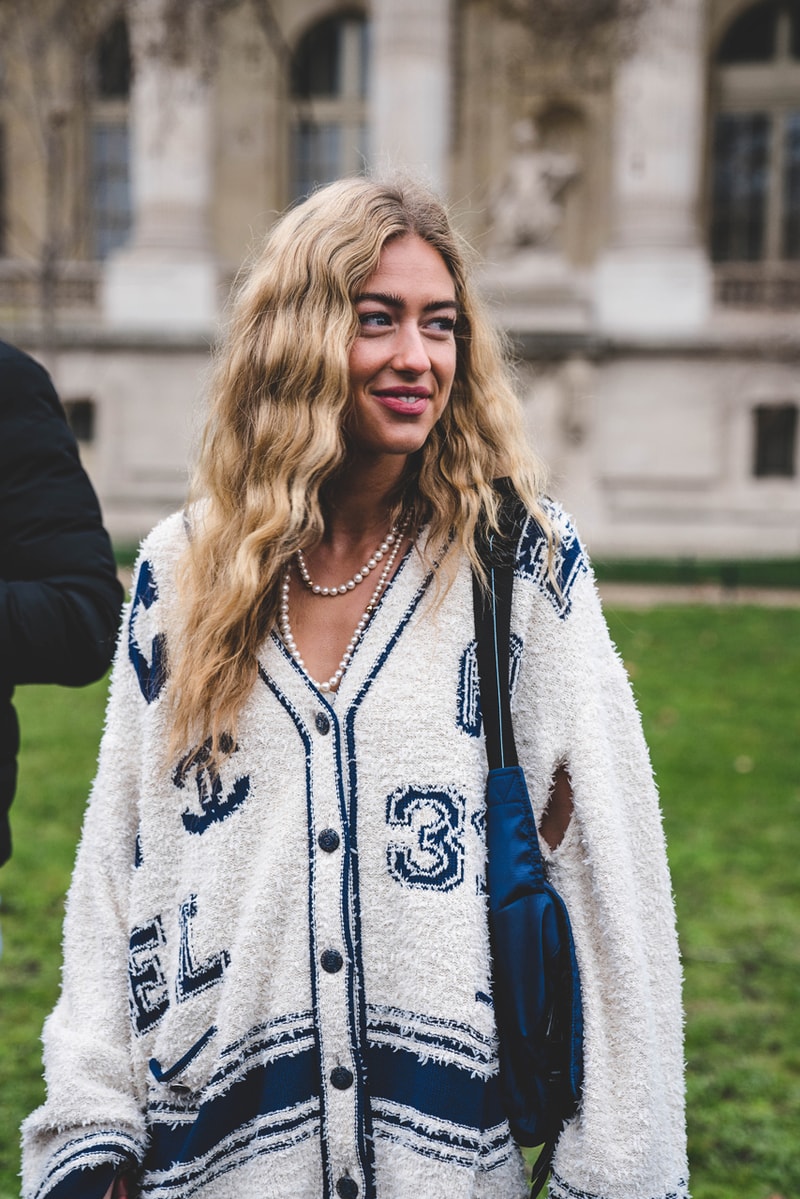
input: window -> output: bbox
[711,113,770,261]
[710,2,800,305]
[63,398,96,444]
[290,12,369,201]
[90,16,131,259]
[753,403,798,476]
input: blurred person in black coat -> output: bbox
[0,340,124,866]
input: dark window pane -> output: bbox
[784,111,800,257]
[63,398,95,444]
[291,12,367,98]
[791,0,800,57]
[292,18,341,97]
[753,404,798,476]
[96,17,131,98]
[291,122,341,199]
[91,121,131,259]
[710,113,771,261]
[358,19,370,97]
[717,1,779,63]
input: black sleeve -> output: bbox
[0,346,124,687]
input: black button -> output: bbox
[336,1179,359,1199]
[315,712,331,735]
[321,949,343,973]
[318,828,340,853]
[330,1065,354,1089]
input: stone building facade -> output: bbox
[0,0,798,556]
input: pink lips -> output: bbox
[372,387,431,416]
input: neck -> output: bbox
[322,454,412,540]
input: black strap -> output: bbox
[473,486,560,1199]
[471,483,526,770]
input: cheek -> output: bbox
[441,350,457,393]
[348,345,377,392]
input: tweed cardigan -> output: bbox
[22,504,689,1199]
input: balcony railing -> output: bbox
[714,263,800,310]
[0,260,100,322]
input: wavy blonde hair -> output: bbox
[170,176,551,759]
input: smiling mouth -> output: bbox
[372,389,431,416]
[374,388,431,403]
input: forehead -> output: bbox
[362,234,457,300]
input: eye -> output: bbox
[425,314,457,336]
[357,310,393,330]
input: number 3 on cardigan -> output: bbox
[385,785,466,892]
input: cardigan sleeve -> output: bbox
[20,554,159,1199]
[510,507,689,1199]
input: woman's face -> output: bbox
[346,234,458,462]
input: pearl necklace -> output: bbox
[295,523,402,595]
[279,517,409,693]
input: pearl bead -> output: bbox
[280,513,409,692]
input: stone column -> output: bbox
[369,0,452,196]
[594,0,712,334]
[102,0,218,333]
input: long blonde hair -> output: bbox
[170,176,551,758]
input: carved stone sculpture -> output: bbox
[491,118,578,253]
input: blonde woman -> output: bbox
[22,178,688,1199]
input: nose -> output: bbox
[391,321,431,375]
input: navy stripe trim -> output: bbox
[367,1042,505,1132]
[549,1172,691,1199]
[372,1103,514,1169]
[367,1002,495,1048]
[207,1011,315,1095]
[344,567,435,1199]
[149,1025,217,1082]
[366,1007,496,1071]
[145,1047,318,1169]
[144,1103,319,1198]
[257,668,331,1198]
[34,1132,142,1199]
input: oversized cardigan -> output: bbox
[22,504,690,1199]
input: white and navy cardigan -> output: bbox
[22,505,689,1199]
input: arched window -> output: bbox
[90,15,132,259]
[290,11,369,201]
[710,1,800,305]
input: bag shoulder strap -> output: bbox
[471,482,527,771]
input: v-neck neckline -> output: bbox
[268,535,429,705]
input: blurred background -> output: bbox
[0,0,798,562]
[0,6,799,1199]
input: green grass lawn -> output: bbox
[1,605,798,1199]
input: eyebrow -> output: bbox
[355,291,459,314]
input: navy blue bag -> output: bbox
[472,496,583,1198]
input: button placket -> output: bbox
[308,704,366,1197]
